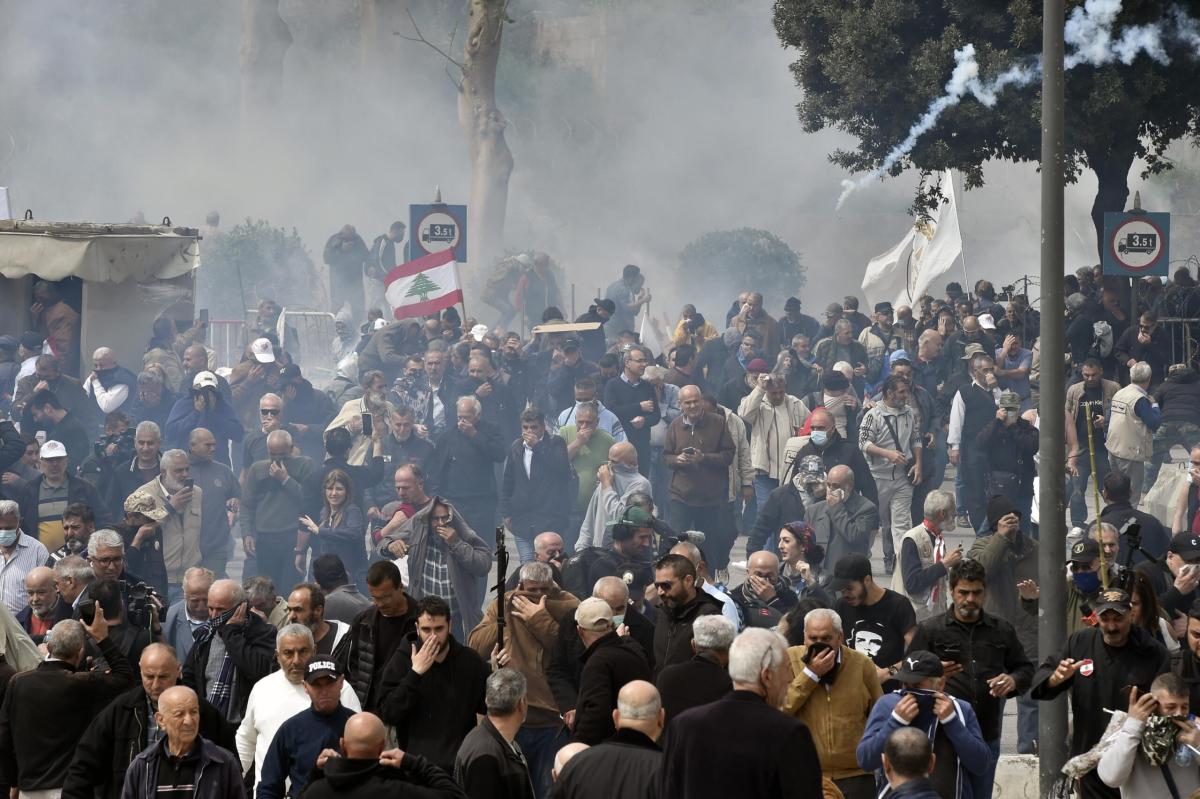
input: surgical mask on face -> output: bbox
[0,529,17,547]
[612,614,625,628]
[810,429,828,447]
[1072,570,1101,594]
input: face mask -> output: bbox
[612,614,625,628]
[0,530,16,547]
[1072,570,1101,594]
[810,430,828,447]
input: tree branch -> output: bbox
[394,7,463,73]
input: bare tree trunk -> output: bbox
[240,0,292,140]
[459,0,513,277]
[1086,141,1136,261]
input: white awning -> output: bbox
[0,220,199,283]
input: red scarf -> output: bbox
[923,519,946,607]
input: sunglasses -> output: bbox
[260,408,281,416]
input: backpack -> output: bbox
[1091,320,1114,358]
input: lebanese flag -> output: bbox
[384,249,464,319]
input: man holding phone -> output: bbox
[1032,588,1170,799]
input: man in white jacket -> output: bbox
[235,623,361,790]
[1098,672,1200,798]
[738,375,809,513]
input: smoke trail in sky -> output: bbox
[836,0,1192,208]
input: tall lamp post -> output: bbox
[1038,0,1067,792]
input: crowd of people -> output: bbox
[0,261,1199,799]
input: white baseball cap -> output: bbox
[250,337,276,363]
[978,313,996,330]
[193,370,219,390]
[40,440,67,459]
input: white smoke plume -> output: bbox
[837,0,1192,208]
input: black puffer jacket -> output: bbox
[342,604,418,712]
[1155,369,1200,425]
[62,685,235,799]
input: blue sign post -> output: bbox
[409,203,468,263]
[1102,210,1170,277]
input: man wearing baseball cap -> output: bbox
[1032,586,1170,799]
[14,439,106,557]
[571,596,651,746]
[859,302,896,387]
[1135,530,1200,620]
[257,656,356,799]
[164,371,244,468]
[857,650,990,799]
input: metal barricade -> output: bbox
[207,320,248,371]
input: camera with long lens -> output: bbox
[121,580,158,630]
[94,428,135,463]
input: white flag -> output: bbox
[861,170,964,309]
[638,309,666,358]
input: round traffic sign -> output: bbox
[1109,216,1166,272]
[415,209,461,255]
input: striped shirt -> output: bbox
[0,533,51,614]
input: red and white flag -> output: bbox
[384,249,464,319]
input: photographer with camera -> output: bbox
[81,578,152,679]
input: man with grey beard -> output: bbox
[134,449,203,603]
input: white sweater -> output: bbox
[235,669,362,783]
[1097,716,1200,798]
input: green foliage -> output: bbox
[199,219,318,317]
[679,228,805,300]
[773,0,1200,230]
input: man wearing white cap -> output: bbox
[14,440,107,555]
[164,371,244,468]
[228,337,284,433]
[0,499,50,614]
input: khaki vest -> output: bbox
[1106,383,1154,461]
[891,523,947,621]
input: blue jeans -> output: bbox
[514,535,536,564]
[515,724,568,799]
[1017,691,1038,754]
[753,474,779,511]
[1069,451,1109,528]
[969,737,1001,799]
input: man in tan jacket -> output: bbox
[135,448,202,604]
[784,606,882,799]
[468,560,579,797]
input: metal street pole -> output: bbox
[1038,0,1067,792]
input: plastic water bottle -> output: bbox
[1174,744,1193,768]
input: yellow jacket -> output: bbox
[783,644,882,781]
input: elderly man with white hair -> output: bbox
[130,448,203,603]
[236,622,360,794]
[551,680,664,799]
[661,628,823,798]
[1104,360,1160,504]
[82,346,138,424]
[103,420,164,520]
[784,607,882,799]
[655,614,735,722]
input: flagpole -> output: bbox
[952,170,970,292]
